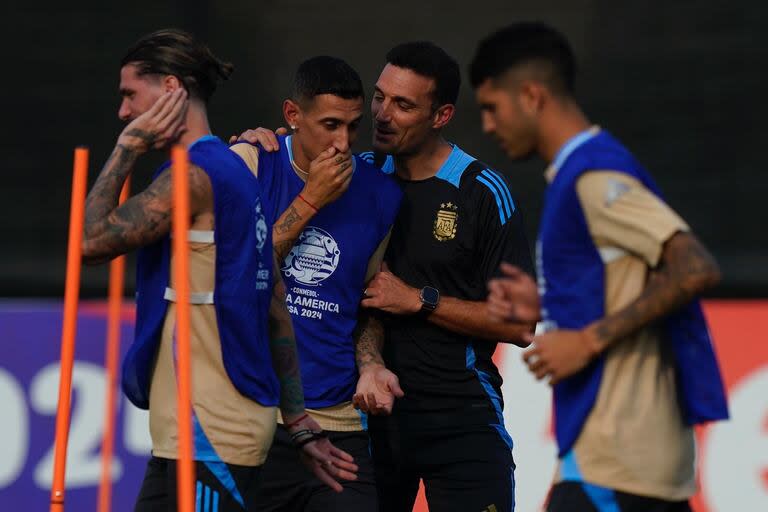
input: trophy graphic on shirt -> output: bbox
[254,200,268,253]
[282,226,341,285]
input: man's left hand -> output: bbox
[522,327,601,385]
[361,263,421,315]
[353,365,404,415]
[287,414,359,493]
[117,88,189,153]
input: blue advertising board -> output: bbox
[0,301,150,510]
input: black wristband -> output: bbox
[289,429,313,442]
[291,429,328,448]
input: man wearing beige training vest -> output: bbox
[472,22,729,512]
[81,29,357,511]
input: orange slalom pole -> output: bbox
[172,145,195,512]
[97,176,131,512]
[50,147,89,512]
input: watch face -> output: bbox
[422,286,439,306]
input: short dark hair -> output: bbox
[121,28,234,103]
[292,56,364,105]
[469,22,576,95]
[385,41,461,108]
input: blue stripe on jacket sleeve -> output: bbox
[476,175,508,225]
[482,169,516,215]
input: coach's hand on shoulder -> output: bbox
[353,365,404,415]
[522,327,601,386]
[286,414,359,493]
[361,263,421,315]
[302,147,354,210]
[487,263,541,324]
[117,89,188,154]
[227,126,288,149]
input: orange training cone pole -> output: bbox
[172,145,195,512]
[50,147,89,512]
[97,177,131,512]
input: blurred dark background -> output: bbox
[3,0,766,298]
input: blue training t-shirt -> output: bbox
[232,135,402,408]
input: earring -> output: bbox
[290,125,297,130]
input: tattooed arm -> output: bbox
[272,146,354,261]
[83,142,141,240]
[267,251,306,418]
[352,311,404,415]
[354,311,386,371]
[585,231,721,351]
[273,200,317,261]
[230,128,353,261]
[523,231,721,385]
[82,89,191,264]
[268,251,360,491]
[82,163,211,265]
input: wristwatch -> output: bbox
[419,286,440,313]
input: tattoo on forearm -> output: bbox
[275,205,302,235]
[273,240,295,262]
[272,204,305,261]
[268,259,305,415]
[354,313,385,370]
[84,144,139,238]
[82,163,211,264]
[593,232,719,348]
[82,169,175,263]
[269,337,305,415]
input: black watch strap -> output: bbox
[419,286,440,313]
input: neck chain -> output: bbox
[290,160,309,178]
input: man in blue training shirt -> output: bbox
[230,56,402,511]
[471,22,729,512]
[81,30,357,512]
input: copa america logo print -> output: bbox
[254,200,267,253]
[282,226,340,285]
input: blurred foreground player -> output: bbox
[471,22,729,512]
[81,29,356,511]
[230,56,402,511]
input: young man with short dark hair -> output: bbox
[231,55,402,511]
[471,22,729,512]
